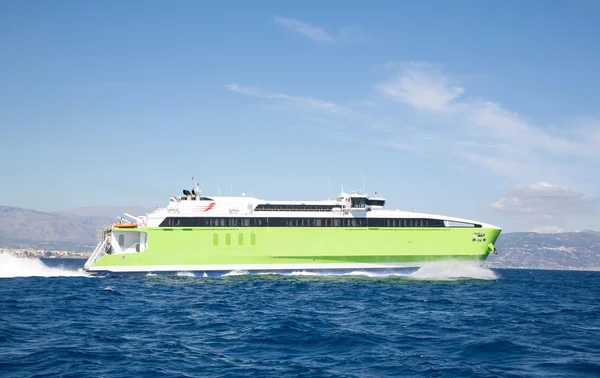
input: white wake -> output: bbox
[0,253,89,278]
[262,261,498,281]
[409,261,498,280]
[175,271,195,277]
[223,270,250,276]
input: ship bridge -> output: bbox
[336,189,386,211]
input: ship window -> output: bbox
[367,199,385,207]
[251,233,256,245]
[351,197,367,208]
[213,233,218,245]
[238,233,243,245]
[445,221,481,228]
[118,234,124,247]
[251,218,264,227]
[226,233,231,245]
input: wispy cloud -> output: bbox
[376,66,464,111]
[531,225,572,233]
[225,62,599,190]
[224,84,350,115]
[273,16,334,43]
[375,62,600,181]
[490,182,598,231]
[490,182,597,215]
[273,16,375,45]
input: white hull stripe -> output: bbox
[87,261,469,273]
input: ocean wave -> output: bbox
[0,269,598,377]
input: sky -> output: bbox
[1,0,599,233]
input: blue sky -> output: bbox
[1,0,599,233]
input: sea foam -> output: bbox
[0,253,89,278]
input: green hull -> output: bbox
[88,226,501,273]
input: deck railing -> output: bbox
[84,224,112,270]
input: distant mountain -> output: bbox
[0,205,150,249]
[486,230,600,270]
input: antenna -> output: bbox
[328,177,331,200]
[218,185,221,196]
[192,176,200,200]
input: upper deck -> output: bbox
[121,184,500,230]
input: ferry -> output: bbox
[83,180,501,276]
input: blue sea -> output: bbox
[0,254,599,377]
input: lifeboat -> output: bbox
[114,222,138,229]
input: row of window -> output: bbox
[213,233,257,246]
[350,198,387,208]
[159,217,472,228]
[254,204,341,212]
[252,199,387,212]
